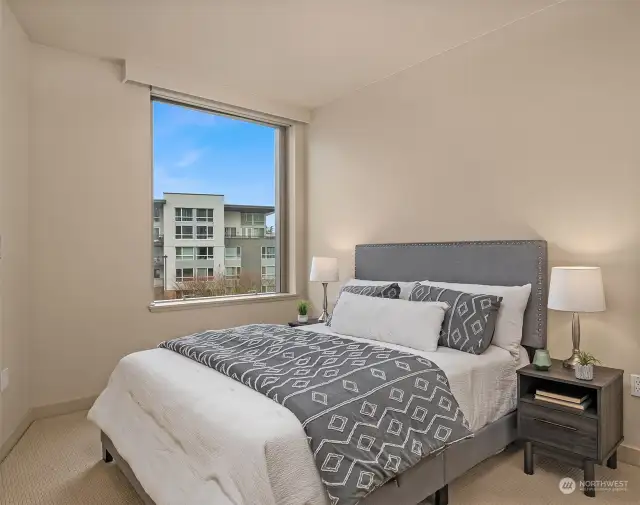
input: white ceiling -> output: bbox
[9,0,561,109]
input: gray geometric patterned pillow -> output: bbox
[409,283,502,354]
[327,283,401,326]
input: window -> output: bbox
[262,266,275,278]
[176,268,194,282]
[241,213,266,226]
[241,227,264,238]
[152,98,287,302]
[196,267,214,279]
[197,247,214,260]
[261,246,276,259]
[175,225,193,239]
[225,266,241,278]
[196,225,214,239]
[175,208,193,222]
[176,247,195,260]
[154,268,162,279]
[196,208,214,222]
[225,247,241,259]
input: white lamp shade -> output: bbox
[309,257,339,282]
[548,267,606,313]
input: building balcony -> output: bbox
[153,257,164,267]
[225,228,275,239]
[153,235,164,246]
[225,257,242,267]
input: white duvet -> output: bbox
[88,324,529,505]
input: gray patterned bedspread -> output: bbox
[160,324,472,505]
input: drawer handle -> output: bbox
[534,418,577,431]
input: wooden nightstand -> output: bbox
[517,359,623,497]
[288,318,320,327]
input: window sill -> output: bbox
[148,293,298,313]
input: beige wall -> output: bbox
[307,1,640,450]
[28,44,305,409]
[0,0,30,447]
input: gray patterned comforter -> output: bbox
[160,324,472,505]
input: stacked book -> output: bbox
[534,390,592,411]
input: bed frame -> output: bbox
[102,240,548,505]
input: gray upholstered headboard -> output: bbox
[354,240,548,350]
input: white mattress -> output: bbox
[88,324,529,505]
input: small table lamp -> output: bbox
[310,257,339,323]
[548,266,606,369]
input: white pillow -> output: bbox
[329,292,449,353]
[423,280,531,357]
[342,279,416,300]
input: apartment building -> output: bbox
[153,193,275,299]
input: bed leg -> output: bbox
[434,484,449,505]
[102,446,113,463]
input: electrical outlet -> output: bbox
[631,374,640,398]
[0,368,8,393]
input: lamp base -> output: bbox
[563,350,581,369]
[317,310,329,323]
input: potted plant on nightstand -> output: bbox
[575,351,601,381]
[297,300,310,323]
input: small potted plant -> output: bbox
[575,351,601,381]
[297,300,310,323]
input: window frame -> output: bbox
[176,246,195,261]
[175,225,193,239]
[196,246,214,260]
[196,208,214,222]
[150,95,290,309]
[196,225,214,240]
[175,207,193,222]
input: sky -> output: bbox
[153,101,277,215]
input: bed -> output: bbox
[90,240,548,505]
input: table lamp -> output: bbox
[310,257,339,323]
[548,266,606,369]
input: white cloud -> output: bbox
[175,148,207,168]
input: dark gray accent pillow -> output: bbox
[327,283,401,326]
[409,282,502,354]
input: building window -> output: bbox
[175,208,193,222]
[241,213,266,226]
[262,266,275,278]
[197,247,214,260]
[196,208,214,222]
[176,247,195,260]
[241,227,265,238]
[225,266,241,278]
[176,268,194,282]
[152,98,288,302]
[196,267,214,279]
[261,246,276,259]
[154,268,162,279]
[196,225,214,239]
[261,285,276,293]
[175,225,193,239]
[225,247,241,259]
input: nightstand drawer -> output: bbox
[519,402,597,458]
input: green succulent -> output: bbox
[297,300,310,316]
[577,351,601,366]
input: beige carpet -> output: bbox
[1,411,639,505]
